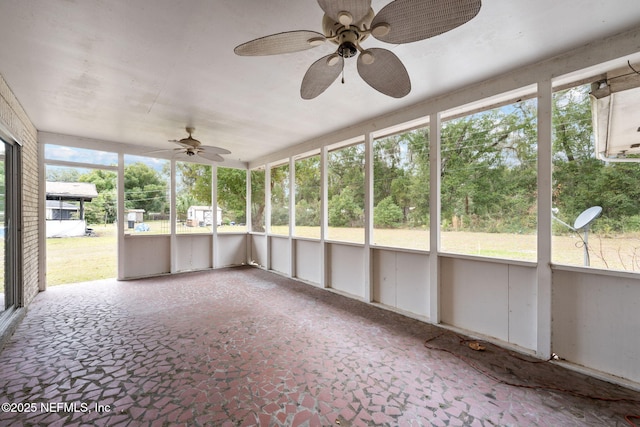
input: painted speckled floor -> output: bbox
[0,266,639,426]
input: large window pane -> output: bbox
[218,167,247,232]
[0,142,6,311]
[124,155,170,235]
[373,127,430,250]
[551,84,640,271]
[270,163,289,236]
[440,99,538,261]
[45,144,117,166]
[328,143,364,244]
[176,162,213,234]
[1,139,21,312]
[251,168,265,232]
[295,154,321,239]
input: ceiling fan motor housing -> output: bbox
[323,9,374,42]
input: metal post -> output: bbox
[584,226,590,266]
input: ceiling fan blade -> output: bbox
[300,54,344,100]
[317,0,371,25]
[196,150,225,162]
[234,31,326,56]
[371,0,481,44]
[199,144,231,155]
[172,141,194,149]
[357,48,411,98]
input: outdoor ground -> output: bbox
[38,223,640,287]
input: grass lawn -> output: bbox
[46,224,117,286]
[30,224,640,288]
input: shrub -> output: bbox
[374,197,403,228]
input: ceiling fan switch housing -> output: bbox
[338,42,358,58]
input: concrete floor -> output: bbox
[0,266,638,426]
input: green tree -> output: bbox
[374,196,403,228]
[270,164,289,227]
[373,128,430,227]
[251,169,266,232]
[328,144,364,227]
[218,167,246,225]
[84,190,117,224]
[440,99,538,232]
[176,163,212,206]
[295,156,321,227]
[552,85,603,226]
[329,187,363,227]
[124,162,167,216]
[79,169,116,192]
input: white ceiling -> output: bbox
[1,0,639,164]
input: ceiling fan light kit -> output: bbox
[234,0,481,99]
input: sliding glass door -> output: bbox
[0,137,21,316]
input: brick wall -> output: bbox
[0,73,40,307]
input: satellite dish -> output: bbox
[573,206,602,230]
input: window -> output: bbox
[373,127,430,250]
[294,154,321,239]
[440,98,538,261]
[124,155,170,235]
[44,145,117,285]
[270,163,290,236]
[176,162,213,234]
[551,84,640,271]
[251,168,266,232]
[328,143,365,244]
[45,144,117,166]
[217,167,247,232]
[0,138,21,315]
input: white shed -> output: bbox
[187,206,222,227]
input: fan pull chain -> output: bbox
[341,59,345,84]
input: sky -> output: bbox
[45,144,168,172]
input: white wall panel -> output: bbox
[122,235,171,279]
[250,234,267,267]
[553,269,640,384]
[508,265,537,350]
[396,252,430,317]
[270,236,290,275]
[295,239,321,285]
[175,235,212,272]
[217,233,247,267]
[441,257,510,341]
[373,250,396,306]
[373,249,430,318]
[329,243,365,298]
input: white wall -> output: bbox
[216,233,247,268]
[250,234,267,268]
[46,220,87,238]
[372,249,430,318]
[269,235,290,275]
[441,256,537,350]
[328,243,366,299]
[295,239,322,285]
[552,268,640,384]
[175,234,212,272]
[122,235,171,278]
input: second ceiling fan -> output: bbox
[234,0,481,99]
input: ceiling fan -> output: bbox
[163,127,231,162]
[234,0,481,99]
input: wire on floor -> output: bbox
[423,332,640,426]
